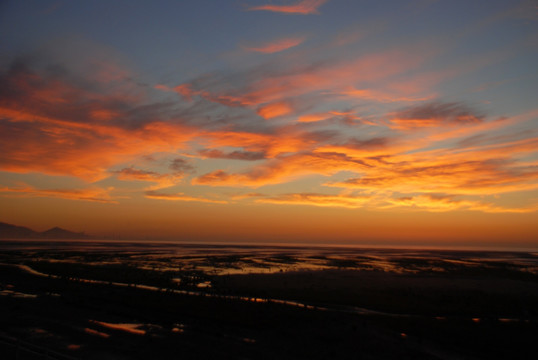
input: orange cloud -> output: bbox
[114,167,186,190]
[0,185,118,203]
[154,84,173,92]
[424,109,538,143]
[202,127,331,158]
[389,102,484,130]
[2,47,536,218]
[256,101,294,119]
[237,189,537,213]
[194,104,538,213]
[339,87,433,103]
[173,84,198,101]
[0,63,198,181]
[90,109,120,121]
[247,191,538,213]
[144,191,227,204]
[199,149,266,161]
[246,0,328,15]
[172,83,251,107]
[325,137,538,196]
[298,111,359,123]
[243,37,305,53]
[0,115,196,181]
[193,152,370,187]
[298,113,332,123]
[314,137,395,159]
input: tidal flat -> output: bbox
[1,240,537,359]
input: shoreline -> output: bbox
[2,238,538,253]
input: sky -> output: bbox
[0,0,537,248]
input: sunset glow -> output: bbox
[1,0,537,248]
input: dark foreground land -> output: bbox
[1,243,537,359]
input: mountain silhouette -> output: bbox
[0,222,89,239]
[0,222,39,239]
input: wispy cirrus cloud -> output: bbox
[114,166,187,190]
[339,87,433,103]
[192,123,532,193]
[201,127,338,158]
[389,101,485,129]
[246,0,328,15]
[325,137,538,196]
[243,37,305,53]
[144,191,227,204]
[382,194,538,214]
[199,149,267,161]
[193,151,369,187]
[113,159,194,190]
[171,45,431,113]
[0,184,118,203]
[297,111,360,123]
[251,192,538,213]
[232,190,537,213]
[256,192,370,209]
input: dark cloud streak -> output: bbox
[391,101,484,128]
[199,149,267,161]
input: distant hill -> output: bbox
[0,222,90,239]
[0,222,40,239]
